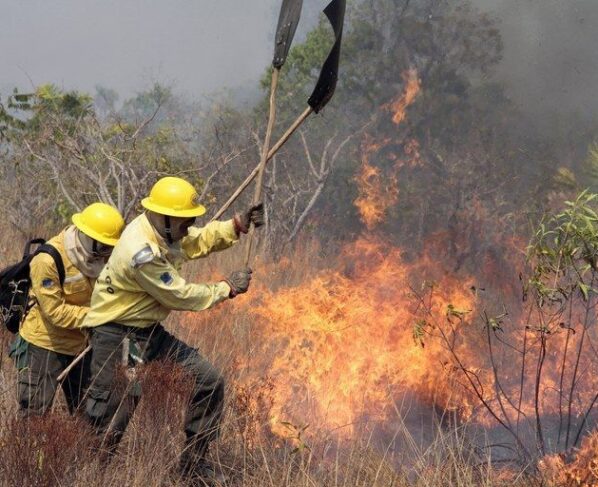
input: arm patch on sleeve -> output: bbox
[159,272,174,285]
[42,278,55,288]
[131,246,155,269]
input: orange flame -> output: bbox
[244,238,477,437]
[388,68,421,125]
[180,63,598,455]
[540,431,598,486]
[353,69,422,229]
[353,136,398,230]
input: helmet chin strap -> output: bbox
[164,215,174,244]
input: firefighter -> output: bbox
[82,176,263,482]
[10,202,125,415]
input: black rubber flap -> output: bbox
[273,0,303,68]
[307,0,346,113]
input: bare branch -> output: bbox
[299,129,319,177]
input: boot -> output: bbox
[180,452,227,486]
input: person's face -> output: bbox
[168,216,197,242]
[147,211,197,243]
[78,232,114,259]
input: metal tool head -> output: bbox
[307,0,346,113]
[273,0,303,69]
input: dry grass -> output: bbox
[0,349,539,487]
[0,307,542,486]
[0,232,582,486]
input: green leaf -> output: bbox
[579,282,590,301]
[412,319,429,347]
[446,304,472,320]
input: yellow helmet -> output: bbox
[141,176,206,218]
[72,203,125,246]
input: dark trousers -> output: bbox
[11,337,90,415]
[85,322,224,457]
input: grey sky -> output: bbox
[0,0,287,98]
[2,0,598,123]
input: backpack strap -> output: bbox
[36,244,66,287]
[23,238,46,259]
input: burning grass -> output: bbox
[0,236,594,485]
[0,209,597,485]
[0,350,540,487]
[0,172,597,484]
[238,237,479,436]
[540,431,598,486]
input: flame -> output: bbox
[179,64,598,456]
[540,431,598,486]
[353,136,398,230]
[401,138,422,167]
[352,136,422,227]
[353,69,422,229]
[243,237,477,438]
[387,68,421,125]
[183,226,598,444]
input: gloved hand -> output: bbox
[224,268,252,297]
[234,203,265,234]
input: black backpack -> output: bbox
[0,238,65,333]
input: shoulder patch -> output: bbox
[131,245,156,269]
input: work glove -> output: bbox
[224,268,253,297]
[234,203,265,234]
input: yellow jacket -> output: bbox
[83,213,237,329]
[20,230,92,356]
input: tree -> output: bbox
[0,85,247,234]
[248,0,530,262]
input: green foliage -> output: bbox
[555,140,598,195]
[527,190,598,305]
[1,84,93,141]
[0,97,13,139]
[251,0,524,256]
[412,318,431,347]
[54,200,74,221]
[0,82,216,226]
[553,167,578,191]
[0,91,30,136]
[33,84,93,119]
[94,85,119,115]
[482,309,507,332]
[446,304,472,322]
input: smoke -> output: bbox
[472,0,598,129]
[2,0,597,128]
